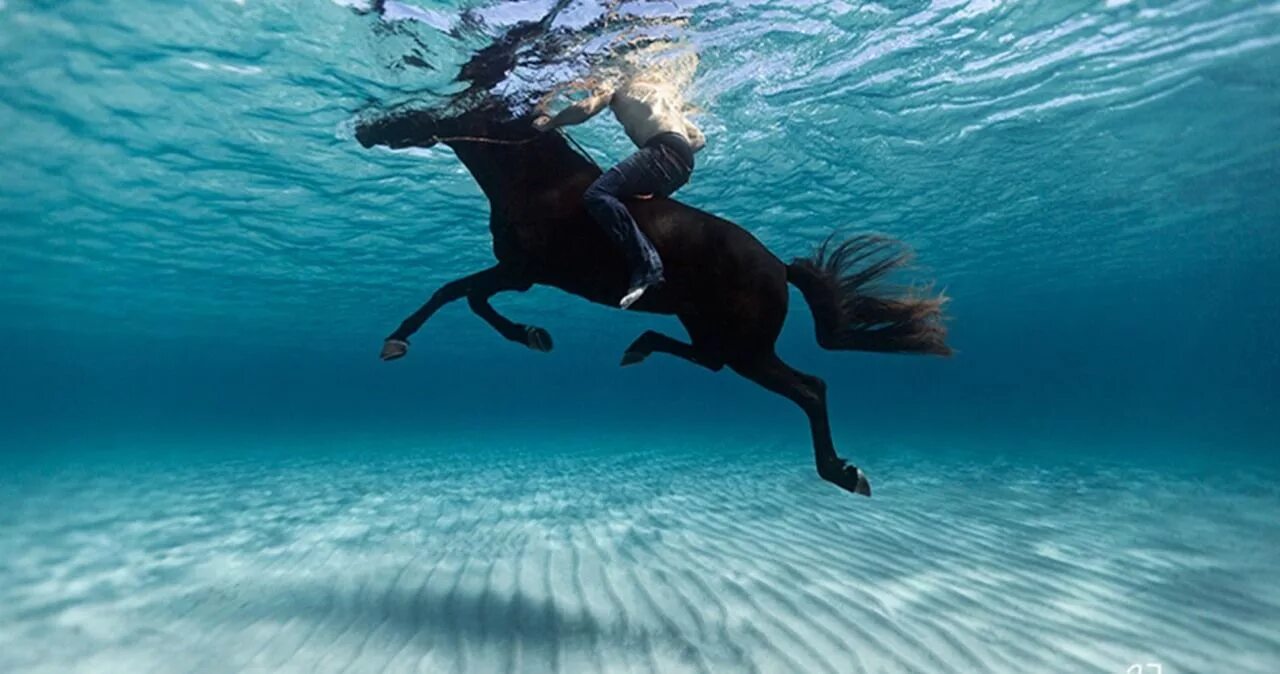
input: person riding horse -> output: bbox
[532,63,705,309]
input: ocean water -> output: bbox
[2,1,1279,673]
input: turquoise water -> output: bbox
[2,1,1279,672]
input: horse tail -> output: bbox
[787,234,952,356]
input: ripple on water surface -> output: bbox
[0,0,1277,342]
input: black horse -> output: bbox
[355,100,950,496]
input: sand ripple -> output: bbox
[2,442,1278,673]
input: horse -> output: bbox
[354,100,951,497]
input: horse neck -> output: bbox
[447,134,596,208]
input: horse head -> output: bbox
[355,98,539,150]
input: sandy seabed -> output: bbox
[3,438,1278,674]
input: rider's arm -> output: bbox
[534,90,613,131]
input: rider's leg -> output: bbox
[583,148,676,306]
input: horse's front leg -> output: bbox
[467,292,553,353]
[381,265,546,361]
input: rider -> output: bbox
[532,58,705,309]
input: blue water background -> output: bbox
[3,3,1280,673]
[1,0,1278,464]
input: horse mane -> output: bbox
[475,98,599,173]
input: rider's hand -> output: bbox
[532,115,552,132]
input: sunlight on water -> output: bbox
[2,0,1277,341]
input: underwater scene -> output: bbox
[2,1,1278,672]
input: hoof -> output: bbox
[524,326,553,352]
[854,469,871,497]
[620,350,648,367]
[820,459,871,497]
[381,339,409,361]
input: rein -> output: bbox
[430,131,601,170]
[429,134,539,145]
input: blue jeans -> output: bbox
[583,138,693,288]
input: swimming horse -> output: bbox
[350,0,947,498]
[354,94,950,497]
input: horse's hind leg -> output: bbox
[620,330,724,371]
[730,352,871,497]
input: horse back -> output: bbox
[635,199,789,329]
[497,190,786,325]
